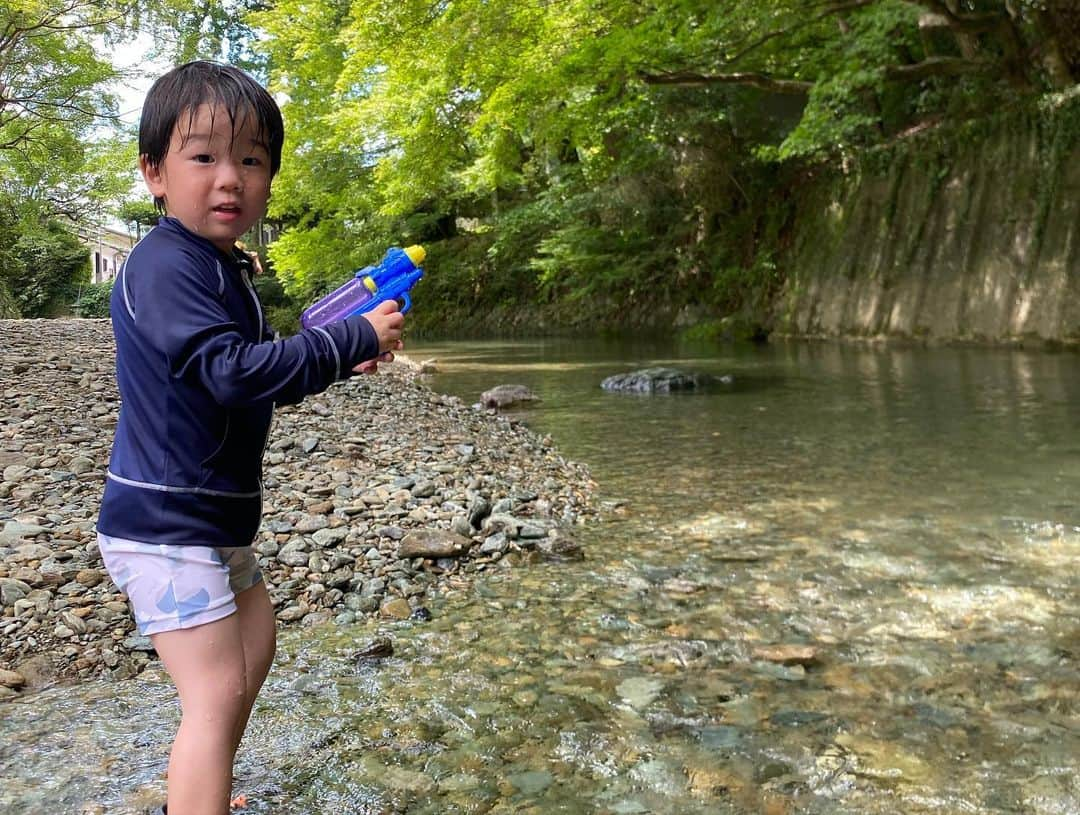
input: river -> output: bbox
[2,338,1077,814]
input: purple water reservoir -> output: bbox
[300,276,376,329]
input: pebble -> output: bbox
[0,319,595,693]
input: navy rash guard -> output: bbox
[97,217,379,546]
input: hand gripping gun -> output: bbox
[300,245,425,330]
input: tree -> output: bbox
[250,0,1076,329]
[0,211,89,317]
[116,199,160,240]
[635,1,1078,155]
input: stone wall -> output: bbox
[772,92,1080,346]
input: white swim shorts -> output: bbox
[97,533,264,636]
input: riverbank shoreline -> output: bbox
[0,319,596,697]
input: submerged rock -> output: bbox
[354,636,394,663]
[752,644,820,668]
[479,384,540,409]
[600,367,704,393]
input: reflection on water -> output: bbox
[1,339,1077,814]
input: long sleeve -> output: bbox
[125,247,379,408]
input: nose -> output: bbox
[217,160,244,191]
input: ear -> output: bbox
[139,155,166,200]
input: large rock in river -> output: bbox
[601,367,703,393]
[480,384,540,409]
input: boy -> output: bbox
[95,61,404,815]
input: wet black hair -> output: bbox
[139,60,284,212]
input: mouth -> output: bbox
[212,204,242,221]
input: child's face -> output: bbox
[140,103,272,253]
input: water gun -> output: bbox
[300,245,425,330]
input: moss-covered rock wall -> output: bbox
[772,92,1080,346]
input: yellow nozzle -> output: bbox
[362,276,378,294]
[404,245,426,266]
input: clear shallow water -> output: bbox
[2,338,1078,814]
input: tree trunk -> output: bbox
[944,0,980,59]
[1037,4,1080,88]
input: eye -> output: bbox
[241,156,262,167]
[193,154,214,164]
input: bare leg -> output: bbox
[230,580,276,753]
[152,614,248,815]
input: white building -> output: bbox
[72,223,137,284]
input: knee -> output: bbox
[183,674,248,730]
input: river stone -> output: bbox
[480,533,508,555]
[278,549,309,567]
[508,770,553,795]
[68,456,96,474]
[411,480,436,498]
[630,759,686,795]
[354,636,394,661]
[2,465,31,482]
[2,523,47,544]
[480,384,539,409]
[10,566,41,586]
[482,513,523,539]
[467,497,492,528]
[60,611,87,634]
[122,635,155,653]
[398,529,470,559]
[13,654,55,688]
[0,578,31,606]
[294,514,329,533]
[380,597,412,619]
[312,526,349,546]
[518,523,547,540]
[601,367,702,393]
[439,773,480,792]
[752,644,819,667]
[380,765,436,794]
[75,568,103,588]
[537,531,583,560]
[0,668,26,688]
[617,676,664,709]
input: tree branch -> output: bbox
[639,71,813,95]
[884,56,994,81]
[723,0,877,66]
[900,0,1008,34]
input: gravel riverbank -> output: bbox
[0,319,595,696]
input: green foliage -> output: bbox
[244,0,1076,335]
[115,200,161,239]
[0,1,120,162]
[73,280,114,318]
[0,216,89,317]
[0,1,148,320]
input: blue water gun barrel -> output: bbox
[300,246,425,330]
